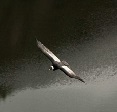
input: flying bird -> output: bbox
[36,39,85,83]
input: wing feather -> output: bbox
[36,40,60,63]
[60,66,85,83]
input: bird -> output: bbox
[36,39,85,83]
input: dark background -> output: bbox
[0,0,117,107]
[0,0,117,60]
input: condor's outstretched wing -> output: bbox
[60,66,85,83]
[36,39,61,63]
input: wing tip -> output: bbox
[75,76,85,83]
[36,38,40,43]
[36,38,43,47]
[78,78,85,83]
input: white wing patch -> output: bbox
[47,52,61,62]
[61,66,75,74]
[37,40,61,62]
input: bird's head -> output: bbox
[49,66,54,71]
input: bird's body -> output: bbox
[36,39,85,83]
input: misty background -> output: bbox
[0,0,117,112]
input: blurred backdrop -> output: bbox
[0,0,117,112]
